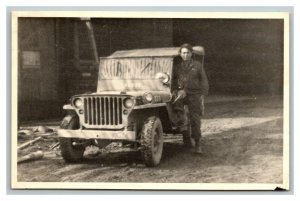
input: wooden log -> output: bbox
[33,132,57,137]
[17,137,42,150]
[17,151,44,163]
[49,142,60,150]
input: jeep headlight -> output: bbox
[155,72,170,84]
[73,98,83,109]
[124,98,134,108]
[143,92,153,103]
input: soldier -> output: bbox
[172,43,209,154]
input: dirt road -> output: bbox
[17,96,284,184]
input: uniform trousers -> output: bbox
[173,93,203,141]
[186,93,203,141]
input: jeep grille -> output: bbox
[83,96,123,128]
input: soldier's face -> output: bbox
[180,48,192,61]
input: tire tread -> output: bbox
[140,116,163,167]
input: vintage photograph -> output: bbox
[11,11,289,190]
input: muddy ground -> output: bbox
[17,96,283,184]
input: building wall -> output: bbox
[173,19,283,95]
[18,18,62,121]
[92,18,174,56]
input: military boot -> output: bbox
[194,139,203,154]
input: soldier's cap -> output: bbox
[179,43,193,53]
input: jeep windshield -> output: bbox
[97,57,173,92]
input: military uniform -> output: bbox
[172,59,209,141]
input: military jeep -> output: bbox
[58,46,205,166]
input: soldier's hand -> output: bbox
[177,90,186,99]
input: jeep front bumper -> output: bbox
[57,129,136,140]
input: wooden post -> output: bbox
[84,19,99,64]
[73,21,80,69]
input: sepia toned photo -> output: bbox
[11,11,289,190]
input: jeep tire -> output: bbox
[140,116,164,167]
[59,115,85,163]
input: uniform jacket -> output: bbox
[172,59,209,95]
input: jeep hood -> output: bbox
[91,90,171,97]
[73,91,171,103]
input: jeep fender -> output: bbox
[62,104,78,119]
[129,103,172,134]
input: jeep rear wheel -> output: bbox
[59,115,85,163]
[140,116,164,167]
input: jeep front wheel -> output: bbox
[59,115,85,163]
[140,116,164,167]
